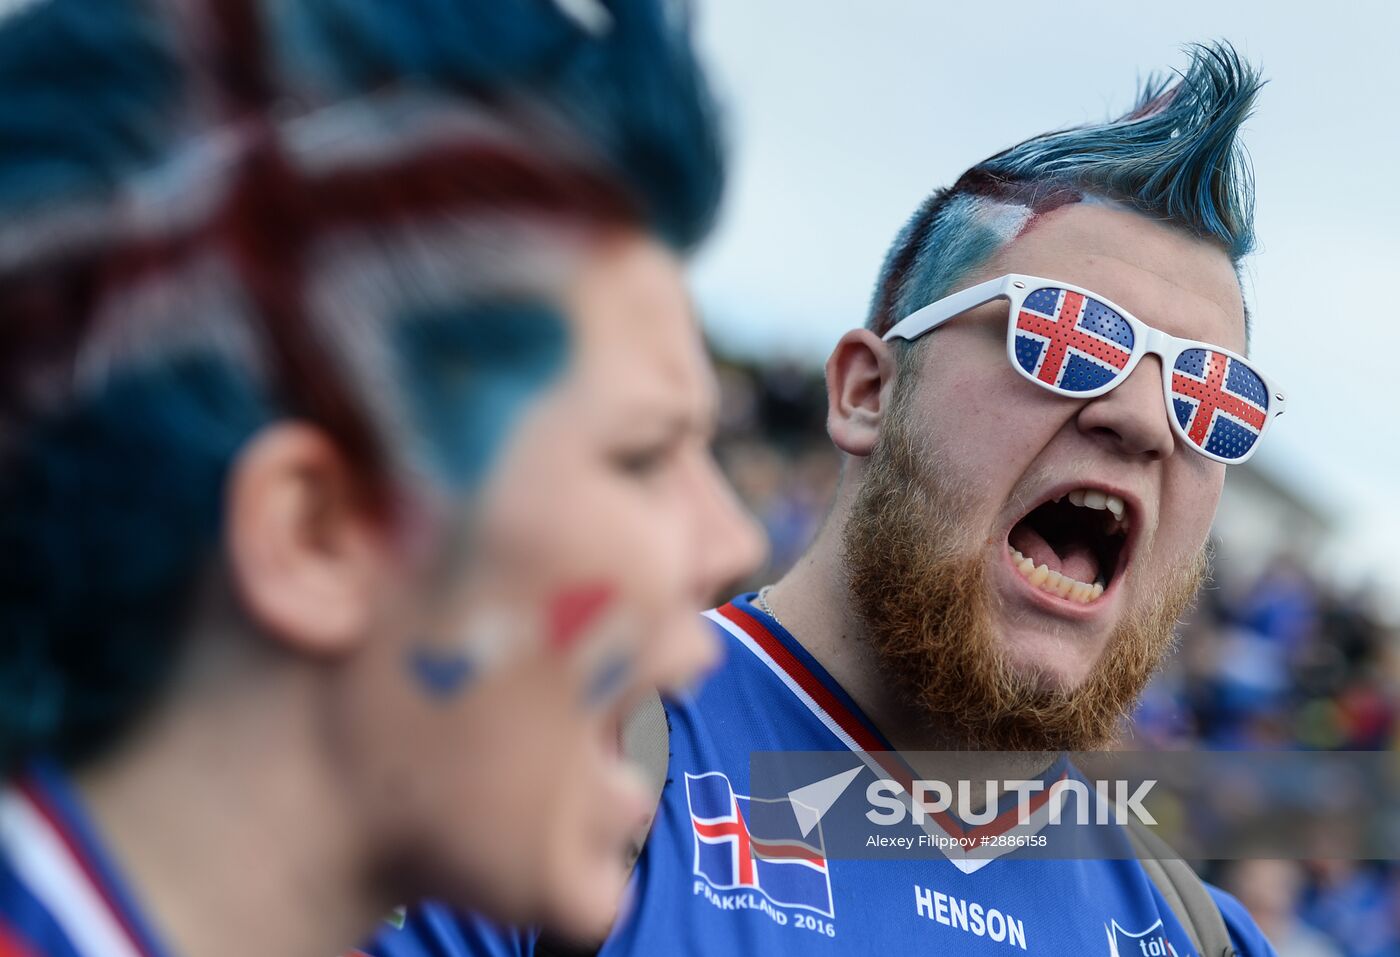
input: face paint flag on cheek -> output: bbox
[404,585,637,707]
[546,583,644,712]
[404,607,524,700]
[548,583,617,651]
[584,652,633,709]
[407,647,478,698]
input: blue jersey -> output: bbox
[370,594,1276,957]
[0,761,175,957]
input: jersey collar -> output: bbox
[1,759,175,957]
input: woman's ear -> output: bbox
[825,328,900,458]
[225,422,391,656]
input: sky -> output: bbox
[688,0,1400,602]
[0,0,1389,600]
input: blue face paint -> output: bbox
[394,301,569,492]
[584,652,632,710]
[406,646,477,699]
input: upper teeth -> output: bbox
[1065,489,1126,526]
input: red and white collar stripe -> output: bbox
[706,599,1065,873]
[0,779,152,957]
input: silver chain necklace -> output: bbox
[755,584,783,627]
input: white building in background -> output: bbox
[1215,460,1400,624]
[1214,461,1335,586]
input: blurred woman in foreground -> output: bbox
[0,0,762,954]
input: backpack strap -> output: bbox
[1126,816,1237,957]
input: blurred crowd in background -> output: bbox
[711,353,1400,957]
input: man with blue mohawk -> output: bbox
[380,42,1280,957]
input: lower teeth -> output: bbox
[1009,549,1104,604]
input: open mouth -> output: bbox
[1006,488,1132,605]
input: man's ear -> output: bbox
[225,422,390,656]
[825,328,900,458]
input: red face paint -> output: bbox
[547,583,616,651]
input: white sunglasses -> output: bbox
[882,273,1286,465]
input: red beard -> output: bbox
[841,403,1206,752]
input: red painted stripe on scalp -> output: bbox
[74,135,640,517]
[203,0,275,116]
[103,140,639,284]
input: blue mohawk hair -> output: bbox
[870,42,1263,335]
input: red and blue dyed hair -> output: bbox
[0,0,725,770]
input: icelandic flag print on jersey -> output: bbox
[1169,349,1269,459]
[1015,287,1134,392]
[685,772,834,918]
